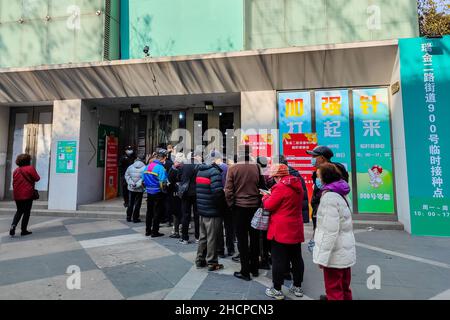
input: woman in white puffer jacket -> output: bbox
[313,163,356,300]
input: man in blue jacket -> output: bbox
[143,149,168,238]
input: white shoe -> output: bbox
[289,285,304,297]
[177,239,190,245]
[265,288,285,300]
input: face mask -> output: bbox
[126,150,134,156]
[311,157,317,167]
[315,178,323,189]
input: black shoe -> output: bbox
[196,261,207,269]
[234,272,251,281]
[251,271,259,277]
[21,231,32,236]
[169,233,181,239]
[151,232,164,238]
[9,228,15,237]
[259,262,271,270]
[126,218,132,222]
[133,219,142,223]
[320,295,328,301]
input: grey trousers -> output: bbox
[196,216,223,265]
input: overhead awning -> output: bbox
[0,39,398,105]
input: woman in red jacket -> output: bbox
[9,154,40,237]
[262,164,305,300]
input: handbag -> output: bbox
[18,168,39,200]
[251,207,271,231]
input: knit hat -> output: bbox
[269,164,289,178]
[174,152,186,164]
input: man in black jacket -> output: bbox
[177,151,202,244]
[307,146,349,230]
[195,160,225,271]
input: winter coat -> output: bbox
[125,160,146,193]
[196,164,225,217]
[263,175,305,245]
[225,163,263,208]
[13,166,40,201]
[313,180,356,269]
[178,162,200,197]
[142,160,168,195]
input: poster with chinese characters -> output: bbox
[315,90,352,202]
[104,135,119,201]
[353,88,395,214]
[282,133,317,206]
[399,36,450,237]
[56,141,77,174]
[242,134,273,164]
[278,91,312,154]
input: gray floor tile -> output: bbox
[73,228,138,242]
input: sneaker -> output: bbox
[196,261,207,269]
[170,233,181,239]
[9,228,15,237]
[21,231,32,237]
[195,238,200,244]
[265,288,285,300]
[178,239,190,245]
[133,219,142,223]
[289,285,304,298]
[208,264,224,272]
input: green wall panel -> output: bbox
[245,0,419,50]
[125,0,244,59]
[0,0,119,68]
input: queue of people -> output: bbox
[8,143,355,301]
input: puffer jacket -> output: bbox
[13,166,40,201]
[196,164,224,217]
[313,180,356,269]
[125,160,146,192]
[263,175,304,245]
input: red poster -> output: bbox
[282,133,318,206]
[242,134,274,164]
[104,135,119,200]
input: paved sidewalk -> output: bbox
[0,216,449,300]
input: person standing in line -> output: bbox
[225,145,264,281]
[124,156,146,223]
[262,164,305,300]
[120,146,137,208]
[9,154,40,237]
[307,146,349,230]
[177,151,202,244]
[142,149,168,238]
[168,153,185,239]
[313,163,355,301]
[195,155,225,271]
[162,145,175,226]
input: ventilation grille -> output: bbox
[103,0,111,61]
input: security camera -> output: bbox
[143,46,150,57]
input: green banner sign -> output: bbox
[56,141,77,174]
[353,88,395,214]
[399,36,450,237]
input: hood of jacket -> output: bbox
[132,160,146,170]
[322,179,350,196]
[278,175,302,194]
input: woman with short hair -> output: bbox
[10,154,40,237]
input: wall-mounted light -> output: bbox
[205,101,214,111]
[131,104,141,114]
[96,10,102,16]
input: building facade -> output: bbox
[0,0,449,237]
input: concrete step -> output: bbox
[352,214,398,222]
[77,204,134,213]
[0,201,48,210]
[0,208,405,231]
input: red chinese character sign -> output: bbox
[104,135,119,201]
[242,134,274,164]
[282,133,317,207]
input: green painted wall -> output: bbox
[245,0,420,49]
[0,0,120,68]
[124,0,244,59]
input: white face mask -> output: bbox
[126,150,134,156]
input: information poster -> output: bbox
[282,133,317,204]
[56,141,77,174]
[98,124,120,168]
[104,135,119,200]
[353,88,394,214]
[242,134,273,164]
[399,36,450,236]
[278,91,312,154]
[315,90,353,201]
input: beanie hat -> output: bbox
[269,164,289,178]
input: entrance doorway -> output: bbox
[5,107,53,200]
